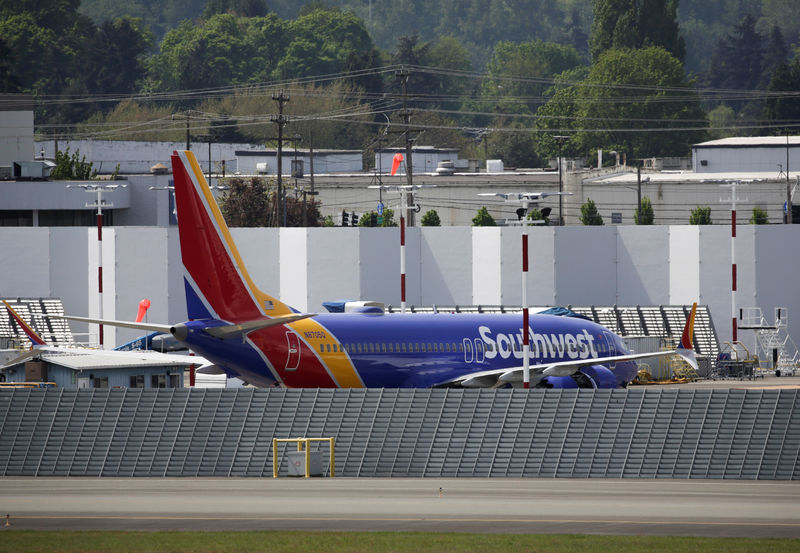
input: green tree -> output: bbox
[635,196,654,225]
[82,17,152,99]
[219,176,271,227]
[708,14,765,92]
[572,47,707,159]
[485,40,583,98]
[750,207,769,225]
[421,209,441,226]
[472,206,497,226]
[527,208,550,225]
[590,0,685,62]
[580,198,604,225]
[51,148,95,180]
[202,0,268,19]
[690,206,712,225]
[763,58,800,134]
[358,208,397,227]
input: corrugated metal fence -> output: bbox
[0,388,797,479]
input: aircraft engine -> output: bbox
[535,365,616,389]
[580,365,617,388]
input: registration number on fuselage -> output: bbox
[304,330,327,340]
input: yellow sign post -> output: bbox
[272,437,335,478]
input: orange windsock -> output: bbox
[391,153,404,176]
[136,298,151,323]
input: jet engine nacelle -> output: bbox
[536,365,617,389]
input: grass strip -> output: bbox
[0,531,798,553]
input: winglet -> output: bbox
[676,302,698,372]
[3,300,47,347]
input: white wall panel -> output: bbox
[231,228,281,298]
[472,228,502,305]
[307,228,361,311]
[698,226,734,343]
[50,228,88,327]
[418,227,472,305]
[0,227,50,296]
[668,225,700,303]
[554,226,617,305]
[616,226,669,305]
[279,229,308,312]
[112,228,171,347]
[359,228,402,307]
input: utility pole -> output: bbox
[636,165,642,223]
[396,68,416,227]
[787,135,793,224]
[553,135,568,225]
[271,91,290,227]
[172,113,191,151]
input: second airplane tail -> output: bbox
[170,151,295,322]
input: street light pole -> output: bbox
[68,184,126,348]
[553,136,568,225]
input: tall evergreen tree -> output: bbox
[590,0,685,62]
[708,14,764,91]
[763,58,800,135]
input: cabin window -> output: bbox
[327,344,332,353]
[320,344,325,353]
[401,343,407,353]
[458,342,464,352]
[414,343,420,353]
[381,343,387,353]
[357,344,363,353]
[426,343,432,352]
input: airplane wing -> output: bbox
[441,347,697,388]
[0,348,44,369]
[51,313,315,341]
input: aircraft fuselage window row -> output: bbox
[321,342,468,354]
[317,340,600,358]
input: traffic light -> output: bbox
[351,212,359,226]
[341,210,349,227]
[370,212,378,227]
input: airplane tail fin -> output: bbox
[170,151,295,322]
[3,300,48,347]
[676,302,698,372]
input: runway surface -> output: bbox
[2,477,799,537]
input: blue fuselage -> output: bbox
[181,312,638,388]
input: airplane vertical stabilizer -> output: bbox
[170,151,295,321]
[3,300,47,347]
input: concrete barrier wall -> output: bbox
[1,388,797,479]
[1,225,799,352]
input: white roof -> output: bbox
[588,171,799,185]
[694,136,800,148]
[37,350,202,371]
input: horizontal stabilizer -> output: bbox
[50,314,172,334]
[202,313,315,340]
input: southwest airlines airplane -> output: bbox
[58,151,698,389]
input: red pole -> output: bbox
[522,233,530,389]
[97,212,104,347]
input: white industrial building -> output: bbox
[692,136,800,173]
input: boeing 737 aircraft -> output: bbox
[57,150,698,389]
